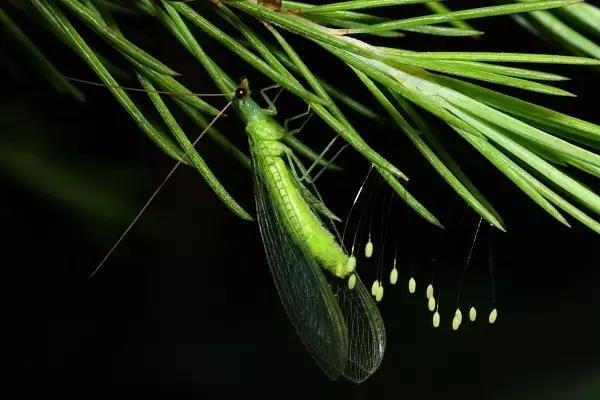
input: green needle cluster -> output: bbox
[2,0,600,235]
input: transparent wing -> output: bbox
[251,150,349,380]
[327,273,386,383]
[287,148,387,381]
[252,148,386,383]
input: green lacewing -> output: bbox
[233,79,385,383]
[80,75,387,383]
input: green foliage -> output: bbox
[512,1,600,59]
[2,0,600,235]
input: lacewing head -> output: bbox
[237,77,250,96]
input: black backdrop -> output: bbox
[3,2,600,397]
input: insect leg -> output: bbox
[301,134,343,182]
[285,136,348,220]
[284,148,303,183]
[287,148,315,184]
[260,84,284,116]
[311,143,348,182]
[286,148,342,225]
[284,105,313,136]
[285,149,327,207]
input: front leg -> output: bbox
[260,84,284,116]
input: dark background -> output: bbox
[3,2,600,397]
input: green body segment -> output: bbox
[236,94,350,278]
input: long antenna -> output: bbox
[89,101,233,278]
[64,75,228,97]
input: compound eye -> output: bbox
[234,87,247,99]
